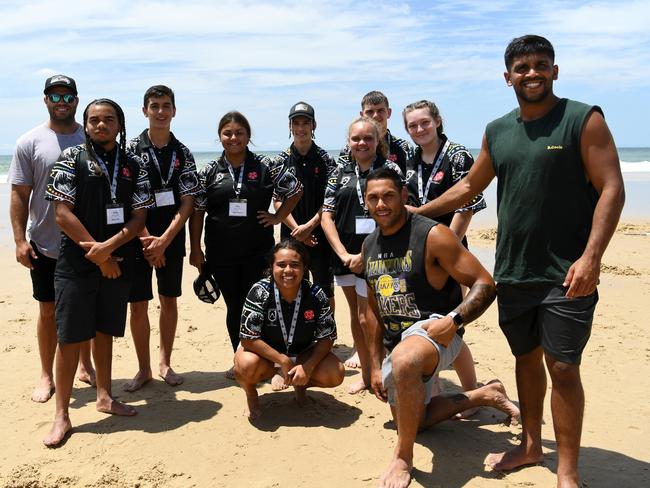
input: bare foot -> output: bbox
[344,350,360,369]
[484,444,543,472]
[557,473,581,488]
[294,386,308,406]
[159,366,184,386]
[379,457,412,488]
[224,366,236,380]
[244,388,261,421]
[484,380,520,425]
[122,370,153,392]
[31,377,55,403]
[43,415,72,447]
[347,377,367,395]
[77,367,96,387]
[96,398,137,416]
[271,373,289,391]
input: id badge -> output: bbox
[154,189,175,207]
[229,198,247,217]
[355,216,376,235]
[106,204,125,225]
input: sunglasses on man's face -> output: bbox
[47,93,76,104]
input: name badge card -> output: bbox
[106,204,125,225]
[355,216,376,235]
[229,198,247,217]
[155,189,175,207]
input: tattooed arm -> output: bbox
[421,224,496,346]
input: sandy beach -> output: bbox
[0,181,649,486]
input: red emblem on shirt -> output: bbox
[121,166,131,178]
[304,310,315,320]
[247,171,258,180]
[314,167,319,174]
[174,158,181,169]
[388,154,397,162]
[433,171,444,182]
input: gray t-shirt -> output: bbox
[9,123,84,259]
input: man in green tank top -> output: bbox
[411,35,624,488]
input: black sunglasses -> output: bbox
[47,93,76,104]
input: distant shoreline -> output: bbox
[1,146,650,160]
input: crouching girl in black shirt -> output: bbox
[234,239,344,420]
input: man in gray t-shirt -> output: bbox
[9,74,95,402]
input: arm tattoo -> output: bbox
[455,282,496,324]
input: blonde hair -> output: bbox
[347,116,388,160]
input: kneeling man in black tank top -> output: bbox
[362,167,520,488]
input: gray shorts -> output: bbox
[381,319,463,406]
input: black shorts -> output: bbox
[497,283,598,365]
[54,272,132,344]
[29,241,56,302]
[307,245,334,298]
[128,255,184,302]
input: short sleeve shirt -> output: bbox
[405,136,486,228]
[240,277,337,356]
[195,149,303,262]
[8,123,84,258]
[323,156,403,274]
[45,143,154,276]
[128,130,200,257]
[273,143,336,242]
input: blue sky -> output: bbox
[1,0,648,154]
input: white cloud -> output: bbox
[0,0,648,151]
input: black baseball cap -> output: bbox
[44,75,77,95]
[289,101,315,121]
[193,263,220,304]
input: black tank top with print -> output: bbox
[364,213,462,351]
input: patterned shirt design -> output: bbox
[405,139,486,214]
[323,158,403,213]
[46,144,153,210]
[195,150,302,211]
[127,132,200,199]
[240,278,336,355]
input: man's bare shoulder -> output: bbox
[425,223,459,257]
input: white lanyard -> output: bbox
[96,152,120,203]
[417,139,450,205]
[225,157,245,198]
[148,148,176,188]
[354,164,367,211]
[273,283,303,353]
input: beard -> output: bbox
[48,106,77,124]
[514,81,553,104]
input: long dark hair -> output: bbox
[218,111,252,138]
[83,98,127,165]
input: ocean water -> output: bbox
[1,147,649,183]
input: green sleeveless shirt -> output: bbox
[486,98,600,284]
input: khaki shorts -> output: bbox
[381,318,463,405]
